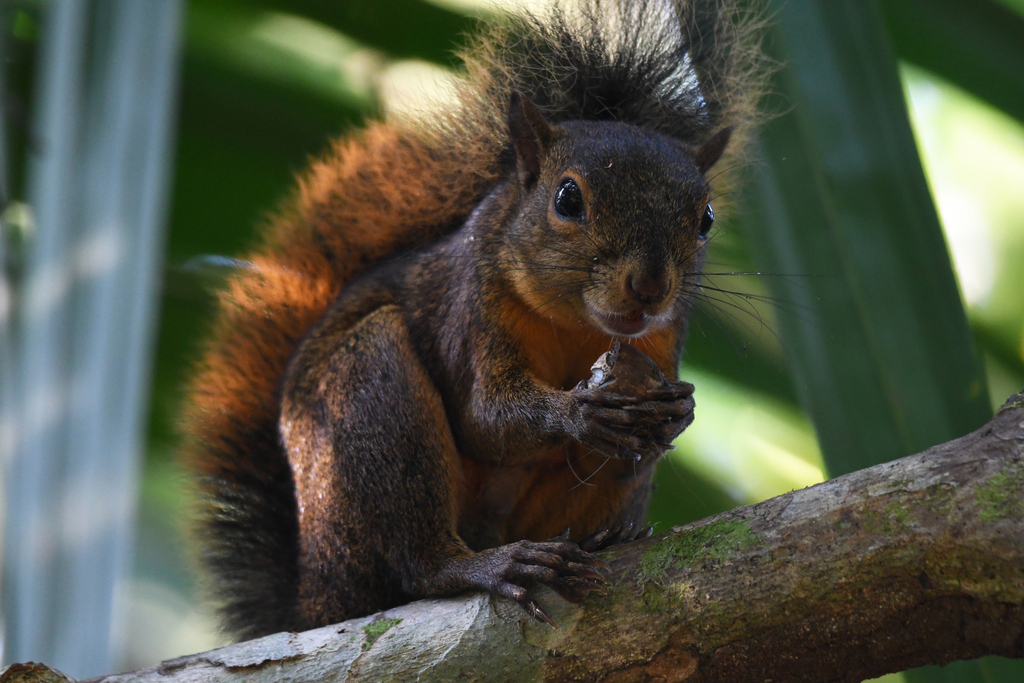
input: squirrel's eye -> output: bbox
[553,178,584,219]
[699,203,715,238]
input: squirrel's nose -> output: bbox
[626,273,671,306]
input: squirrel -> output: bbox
[183,0,767,641]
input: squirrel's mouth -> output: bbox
[593,308,651,337]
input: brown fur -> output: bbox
[184,0,768,641]
[187,121,502,475]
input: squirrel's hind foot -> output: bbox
[448,536,610,627]
[578,521,655,553]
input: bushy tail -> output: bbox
[183,124,505,639]
[183,0,767,641]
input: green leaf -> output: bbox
[904,657,1024,683]
[194,0,480,67]
[879,0,1024,126]
[740,0,990,475]
[733,1,1018,679]
[187,3,379,113]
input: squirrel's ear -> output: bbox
[694,127,733,173]
[508,90,553,187]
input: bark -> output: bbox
[5,392,1023,683]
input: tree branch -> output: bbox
[5,392,1023,683]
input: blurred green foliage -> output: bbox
[3,0,1023,675]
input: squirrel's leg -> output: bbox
[281,305,606,628]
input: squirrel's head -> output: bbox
[502,91,731,339]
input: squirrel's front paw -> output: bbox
[570,343,695,461]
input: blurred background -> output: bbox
[0,0,1022,681]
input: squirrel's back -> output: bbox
[184,122,504,636]
[184,0,767,640]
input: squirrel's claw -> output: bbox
[551,577,608,605]
[579,520,652,552]
[527,600,558,629]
